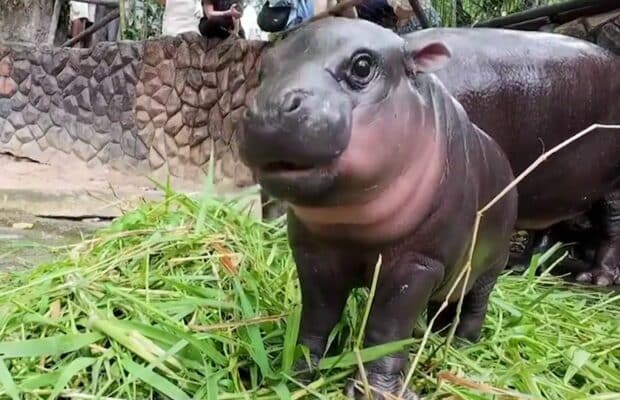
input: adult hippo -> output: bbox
[239,17,518,399]
[403,26,620,285]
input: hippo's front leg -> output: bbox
[290,242,354,382]
[346,254,444,400]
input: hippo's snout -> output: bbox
[239,85,352,204]
[239,86,352,172]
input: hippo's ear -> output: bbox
[406,42,452,74]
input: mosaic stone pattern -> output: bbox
[0,33,265,186]
[0,9,617,189]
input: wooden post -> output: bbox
[47,0,64,44]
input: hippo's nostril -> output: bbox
[282,91,305,114]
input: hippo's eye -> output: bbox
[347,52,376,89]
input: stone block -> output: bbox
[8,111,26,130]
[29,124,45,139]
[74,139,96,161]
[231,82,246,109]
[218,91,231,116]
[152,86,172,105]
[229,62,245,94]
[0,77,17,97]
[57,65,76,89]
[187,69,202,91]
[144,41,165,66]
[190,138,210,166]
[174,68,187,94]
[166,90,182,115]
[10,91,27,111]
[12,60,30,84]
[217,67,229,95]
[164,111,183,135]
[177,41,191,69]
[180,86,199,107]
[0,55,12,77]
[14,127,33,143]
[159,60,175,87]
[0,98,10,118]
[63,95,79,116]
[199,86,218,109]
[149,145,165,169]
[175,126,191,147]
[36,113,53,133]
[0,120,13,143]
[208,104,223,140]
[46,126,74,153]
[22,103,39,124]
[181,104,198,126]
[597,22,620,54]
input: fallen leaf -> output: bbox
[12,222,34,230]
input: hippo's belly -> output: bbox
[412,27,620,229]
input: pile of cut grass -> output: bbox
[0,185,618,400]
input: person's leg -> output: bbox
[82,20,93,48]
[70,1,90,47]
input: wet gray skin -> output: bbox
[239,17,518,400]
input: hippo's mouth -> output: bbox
[258,159,336,176]
[261,161,315,173]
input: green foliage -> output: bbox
[431,0,568,27]
[123,0,165,40]
[0,184,618,399]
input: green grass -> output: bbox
[0,185,618,400]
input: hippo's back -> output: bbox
[404,27,620,229]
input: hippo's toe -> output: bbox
[575,267,620,287]
[292,353,321,384]
[344,371,419,400]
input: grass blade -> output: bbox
[121,357,191,400]
[0,333,103,358]
[0,358,20,400]
[47,357,97,400]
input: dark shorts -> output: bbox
[199,16,245,39]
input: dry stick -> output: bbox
[71,0,119,5]
[398,123,620,398]
[47,0,64,44]
[62,8,120,47]
[354,254,383,399]
[118,0,126,40]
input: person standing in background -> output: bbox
[156,0,202,36]
[93,3,121,43]
[198,0,244,39]
[69,0,96,47]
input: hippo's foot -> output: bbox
[292,353,321,384]
[344,371,418,400]
[575,266,620,286]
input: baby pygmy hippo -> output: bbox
[238,17,517,400]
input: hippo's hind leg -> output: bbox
[576,190,620,286]
[426,266,500,343]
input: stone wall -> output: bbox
[549,9,620,54]
[0,33,264,187]
[0,7,618,192]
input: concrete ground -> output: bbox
[0,154,261,271]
